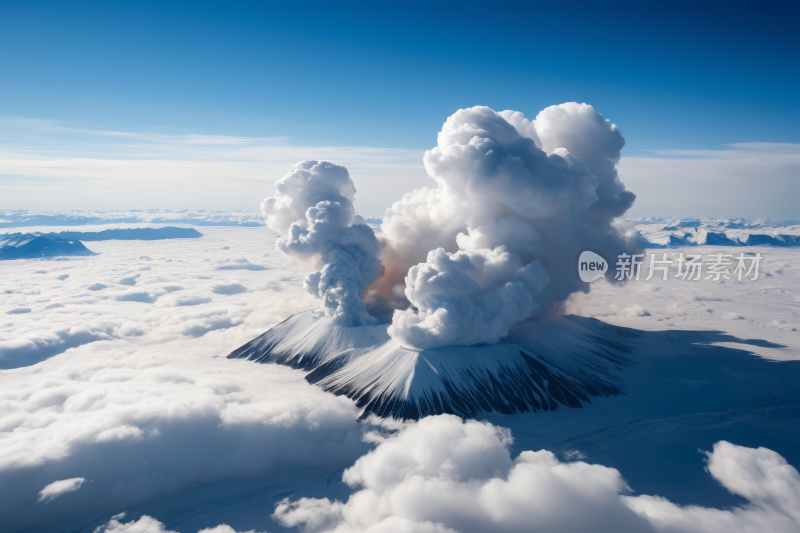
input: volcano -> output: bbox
[228,310,636,418]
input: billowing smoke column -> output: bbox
[391,247,550,348]
[264,103,641,349]
[261,160,383,326]
[372,103,641,349]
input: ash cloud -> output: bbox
[375,103,640,349]
[262,161,384,327]
[266,104,641,347]
[389,247,549,349]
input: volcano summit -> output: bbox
[228,103,651,418]
[228,309,633,418]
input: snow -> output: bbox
[229,310,632,418]
[632,217,800,247]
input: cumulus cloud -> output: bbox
[625,440,800,532]
[261,161,384,326]
[93,513,266,533]
[36,477,85,503]
[373,104,640,348]
[0,226,318,370]
[0,334,367,531]
[273,415,800,533]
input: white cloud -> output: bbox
[91,513,267,533]
[0,226,318,369]
[2,221,799,533]
[703,441,800,522]
[94,425,145,443]
[0,224,372,531]
[36,477,85,503]
[273,415,800,533]
[0,117,289,145]
[0,333,367,531]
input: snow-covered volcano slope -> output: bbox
[228,310,633,418]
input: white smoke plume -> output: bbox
[374,103,640,349]
[261,161,384,326]
[266,104,641,347]
[389,247,550,349]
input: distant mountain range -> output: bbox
[43,227,202,241]
[3,210,799,247]
[631,217,800,247]
[0,234,96,260]
[629,216,800,228]
[0,210,263,228]
[0,227,203,260]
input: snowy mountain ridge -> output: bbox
[630,217,800,247]
[228,310,633,419]
[0,233,96,260]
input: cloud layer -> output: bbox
[0,225,364,531]
[273,415,800,533]
[1,220,799,533]
[0,226,315,370]
[0,117,430,216]
[0,333,367,531]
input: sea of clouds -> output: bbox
[30,414,800,533]
[2,103,799,532]
[2,224,799,532]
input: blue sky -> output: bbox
[1,0,798,217]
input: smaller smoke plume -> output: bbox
[262,161,383,326]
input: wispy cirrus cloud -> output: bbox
[36,478,85,504]
[638,142,800,158]
[0,117,288,145]
[0,117,430,214]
